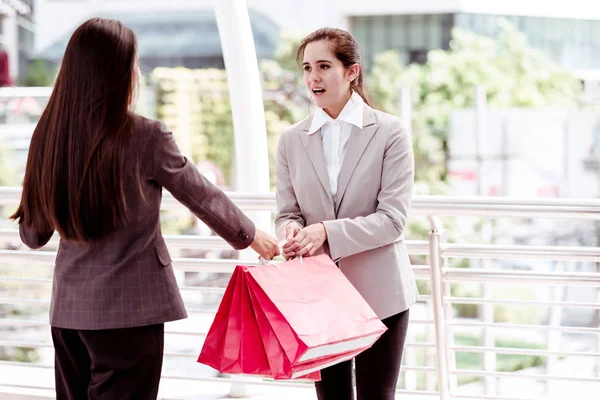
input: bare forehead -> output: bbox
[302,40,336,64]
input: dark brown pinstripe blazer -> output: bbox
[19,114,255,330]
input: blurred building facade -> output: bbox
[0,0,34,85]
[35,0,279,74]
[35,1,600,86]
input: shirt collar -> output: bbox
[306,91,364,135]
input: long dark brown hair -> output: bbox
[11,18,138,242]
[296,28,371,106]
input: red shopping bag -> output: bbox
[198,254,387,380]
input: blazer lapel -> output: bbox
[300,123,334,205]
[335,106,378,213]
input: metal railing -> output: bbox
[1,186,600,399]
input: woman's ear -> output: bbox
[347,64,360,83]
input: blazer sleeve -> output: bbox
[151,121,255,250]
[274,132,305,241]
[322,119,414,262]
[19,222,53,250]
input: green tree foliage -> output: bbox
[22,59,54,87]
[369,20,581,193]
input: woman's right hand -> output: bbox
[250,228,280,260]
[281,222,301,260]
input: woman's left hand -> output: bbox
[283,223,327,257]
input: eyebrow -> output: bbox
[302,60,333,66]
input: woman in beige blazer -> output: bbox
[275,28,419,400]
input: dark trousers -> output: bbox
[315,309,410,400]
[51,324,164,400]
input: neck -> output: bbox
[324,90,352,119]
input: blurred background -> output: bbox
[1,1,600,399]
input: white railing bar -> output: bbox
[450,345,600,358]
[164,330,206,337]
[183,309,218,315]
[163,373,439,396]
[6,243,600,265]
[0,362,442,399]
[165,354,439,374]
[442,243,600,261]
[444,275,600,287]
[0,229,431,256]
[0,360,436,389]
[451,369,600,383]
[126,193,600,219]
[0,297,48,305]
[6,246,600,270]
[5,186,600,218]
[394,366,438,373]
[452,395,533,400]
[407,241,430,255]
[0,250,256,272]
[0,230,232,250]
[0,318,47,327]
[0,338,434,352]
[0,87,53,98]
[177,286,225,294]
[164,387,441,398]
[412,266,431,279]
[159,374,315,388]
[445,268,600,286]
[1,302,435,325]
[0,251,431,277]
[1,278,430,298]
[405,342,437,349]
[447,321,600,334]
[185,312,437,327]
[446,296,600,309]
[0,276,52,284]
[0,383,54,391]
[406,319,434,325]
[161,192,276,212]
[0,340,52,348]
[163,351,198,358]
[0,360,53,369]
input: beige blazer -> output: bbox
[275,105,418,319]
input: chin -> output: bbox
[313,97,330,109]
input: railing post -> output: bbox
[428,216,451,400]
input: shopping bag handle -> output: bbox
[258,240,302,267]
[278,239,302,264]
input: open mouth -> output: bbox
[312,88,326,96]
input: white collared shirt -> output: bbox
[306,91,364,200]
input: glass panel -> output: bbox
[408,14,426,48]
[351,16,368,51]
[473,13,486,35]
[593,20,600,67]
[454,12,468,29]
[390,14,406,50]
[363,16,374,71]
[428,14,443,49]
[371,15,388,59]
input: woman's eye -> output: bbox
[321,65,329,70]
[304,66,310,71]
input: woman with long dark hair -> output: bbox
[12,18,279,400]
